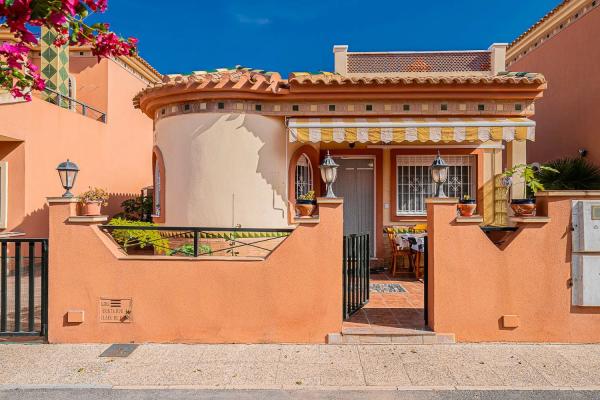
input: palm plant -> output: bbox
[538,157,600,190]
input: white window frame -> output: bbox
[396,154,476,216]
[294,154,313,198]
[0,161,8,229]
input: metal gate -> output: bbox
[343,233,370,319]
[0,239,48,337]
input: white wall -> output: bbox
[155,113,289,228]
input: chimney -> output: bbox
[333,45,348,75]
[488,43,508,75]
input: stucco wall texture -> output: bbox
[427,195,600,343]
[509,7,600,165]
[155,113,289,228]
[47,199,343,344]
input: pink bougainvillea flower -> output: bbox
[0,0,137,100]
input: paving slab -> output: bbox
[1,343,600,391]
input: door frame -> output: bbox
[321,148,383,259]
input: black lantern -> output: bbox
[319,151,339,198]
[431,152,449,198]
[56,159,79,198]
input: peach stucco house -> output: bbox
[0,27,161,238]
[507,0,600,164]
[134,44,545,259]
[40,41,600,345]
[6,22,600,345]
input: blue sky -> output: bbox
[96,0,562,76]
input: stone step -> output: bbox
[328,329,455,344]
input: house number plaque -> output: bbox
[99,298,132,323]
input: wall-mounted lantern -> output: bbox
[431,152,449,198]
[56,159,79,198]
[319,151,339,198]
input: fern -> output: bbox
[107,217,170,255]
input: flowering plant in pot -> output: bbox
[501,163,558,216]
[457,195,477,217]
[295,190,317,217]
[79,187,109,216]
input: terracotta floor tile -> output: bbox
[343,273,426,332]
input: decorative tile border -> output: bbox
[155,100,535,121]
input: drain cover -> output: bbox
[99,344,138,358]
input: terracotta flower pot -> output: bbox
[82,201,103,216]
[457,201,477,217]
[295,200,317,217]
[510,198,536,217]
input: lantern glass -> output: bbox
[321,166,337,184]
[431,166,448,184]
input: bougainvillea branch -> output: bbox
[0,0,137,100]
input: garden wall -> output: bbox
[47,198,343,344]
[427,192,600,343]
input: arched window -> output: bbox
[295,154,313,198]
[154,158,161,216]
[152,147,165,222]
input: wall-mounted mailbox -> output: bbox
[571,201,600,306]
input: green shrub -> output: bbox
[169,243,212,257]
[114,196,153,222]
[539,157,600,190]
[107,217,169,255]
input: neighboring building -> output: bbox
[507,0,600,164]
[134,45,546,259]
[0,28,161,237]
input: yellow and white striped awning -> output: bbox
[288,117,535,143]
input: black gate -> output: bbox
[0,239,48,337]
[343,233,370,319]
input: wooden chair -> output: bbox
[385,227,414,276]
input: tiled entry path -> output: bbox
[336,272,455,343]
[343,273,426,335]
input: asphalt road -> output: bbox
[1,389,599,400]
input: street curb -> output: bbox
[0,384,112,390]
[1,384,600,392]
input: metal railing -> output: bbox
[100,225,294,258]
[0,239,48,337]
[343,233,370,319]
[40,88,107,123]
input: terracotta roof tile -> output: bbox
[287,72,546,85]
[133,66,284,108]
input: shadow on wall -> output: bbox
[11,192,138,238]
[241,114,287,201]
[188,113,287,222]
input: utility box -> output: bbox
[572,201,600,252]
[571,201,600,306]
[572,255,600,306]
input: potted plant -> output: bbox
[457,195,477,217]
[501,163,558,217]
[295,190,317,217]
[79,187,109,216]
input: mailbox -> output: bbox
[571,201,600,306]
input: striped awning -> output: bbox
[288,117,535,143]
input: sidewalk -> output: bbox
[0,343,600,391]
